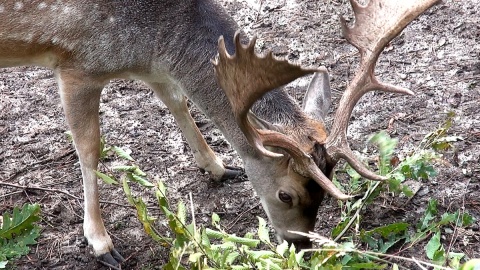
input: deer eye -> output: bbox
[278,191,292,203]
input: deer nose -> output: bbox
[283,236,312,250]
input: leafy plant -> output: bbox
[420,111,463,152]
[332,113,475,269]
[115,168,312,269]
[0,204,41,269]
[94,116,477,269]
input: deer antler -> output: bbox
[212,32,351,200]
[325,0,440,180]
[212,32,324,158]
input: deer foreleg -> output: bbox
[151,82,241,181]
[56,70,124,269]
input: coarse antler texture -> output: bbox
[213,32,351,200]
[325,0,440,180]
[213,32,322,158]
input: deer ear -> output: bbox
[247,112,284,133]
[302,71,332,121]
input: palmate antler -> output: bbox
[212,33,324,159]
[213,33,351,200]
[212,0,439,199]
[325,0,440,180]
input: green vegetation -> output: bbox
[95,113,477,269]
[0,204,41,269]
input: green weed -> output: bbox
[0,204,41,269]
[95,113,478,269]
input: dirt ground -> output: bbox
[1,0,479,269]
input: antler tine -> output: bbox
[254,125,351,200]
[326,0,439,180]
[213,31,351,198]
[287,147,353,200]
[213,31,353,199]
[213,31,323,158]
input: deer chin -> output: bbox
[276,232,313,250]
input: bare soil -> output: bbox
[1,0,479,269]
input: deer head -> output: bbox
[213,0,439,247]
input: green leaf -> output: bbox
[295,250,305,265]
[211,241,236,250]
[401,185,414,197]
[129,196,167,245]
[258,258,282,270]
[64,130,73,143]
[257,217,270,244]
[287,244,298,267]
[122,178,134,205]
[225,252,240,265]
[448,252,465,269]
[369,222,409,238]
[431,136,463,151]
[212,213,220,227]
[112,146,134,161]
[154,180,170,210]
[332,218,350,238]
[276,240,289,257]
[99,136,109,160]
[425,231,442,259]
[0,204,41,239]
[360,230,378,250]
[225,235,260,248]
[133,167,147,176]
[112,165,137,172]
[360,223,409,253]
[205,228,224,239]
[246,250,276,259]
[369,131,398,175]
[112,165,146,176]
[461,213,476,227]
[128,173,154,188]
[200,228,211,248]
[387,178,402,194]
[156,180,167,196]
[94,170,119,185]
[433,248,446,265]
[439,212,456,225]
[418,199,438,231]
[0,226,40,262]
[0,204,41,263]
[176,201,187,225]
[349,262,387,269]
[188,252,203,263]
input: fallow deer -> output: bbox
[0,0,439,268]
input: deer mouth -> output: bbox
[285,236,312,250]
[278,233,313,250]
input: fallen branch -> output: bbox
[0,181,135,209]
[4,149,76,182]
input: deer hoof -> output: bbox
[97,249,125,270]
[221,165,244,180]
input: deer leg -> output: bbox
[151,82,241,181]
[56,70,124,269]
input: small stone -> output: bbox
[437,37,446,47]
